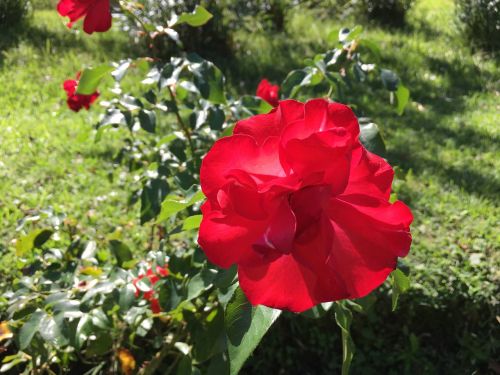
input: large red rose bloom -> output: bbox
[57,0,112,34]
[256,78,280,107]
[63,76,99,112]
[198,99,413,312]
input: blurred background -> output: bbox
[0,0,498,373]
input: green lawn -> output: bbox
[0,0,498,373]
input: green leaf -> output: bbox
[391,269,410,311]
[359,122,386,157]
[225,288,281,375]
[119,284,136,312]
[333,302,355,375]
[109,240,133,268]
[33,229,53,248]
[141,178,169,224]
[281,69,308,97]
[176,355,192,375]
[175,6,213,27]
[157,190,205,223]
[207,106,226,130]
[239,96,273,115]
[396,84,410,115]
[19,310,45,349]
[182,215,202,231]
[190,58,226,104]
[138,109,156,133]
[15,229,52,257]
[76,65,113,95]
[39,314,67,347]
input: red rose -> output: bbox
[63,75,99,112]
[57,0,112,34]
[198,99,413,312]
[256,78,280,107]
[132,265,169,313]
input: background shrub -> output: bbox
[455,0,500,52]
[352,0,414,27]
[0,0,30,30]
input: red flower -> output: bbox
[63,75,99,112]
[198,99,413,312]
[256,78,280,107]
[57,0,112,34]
[132,265,169,313]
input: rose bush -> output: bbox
[199,99,412,312]
[0,3,415,374]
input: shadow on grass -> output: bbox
[0,21,136,67]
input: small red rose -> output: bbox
[57,0,112,34]
[198,99,413,312]
[63,74,99,112]
[132,265,169,313]
[256,78,280,107]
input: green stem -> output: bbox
[333,301,355,375]
[166,85,196,160]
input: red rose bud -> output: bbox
[63,76,99,112]
[198,99,413,312]
[57,0,112,34]
[256,78,280,107]
[132,265,169,312]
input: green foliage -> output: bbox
[0,0,30,30]
[0,1,498,374]
[455,0,500,52]
[353,0,415,27]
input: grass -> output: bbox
[0,0,498,373]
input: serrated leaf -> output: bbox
[76,65,113,95]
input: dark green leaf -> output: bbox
[176,355,192,375]
[207,106,226,130]
[33,229,53,248]
[239,96,273,115]
[191,58,226,104]
[381,69,399,91]
[359,122,386,157]
[76,65,113,95]
[138,109,156,133]
[281,69,308,97]
[109,240,133,268]
[141,178,169,224]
